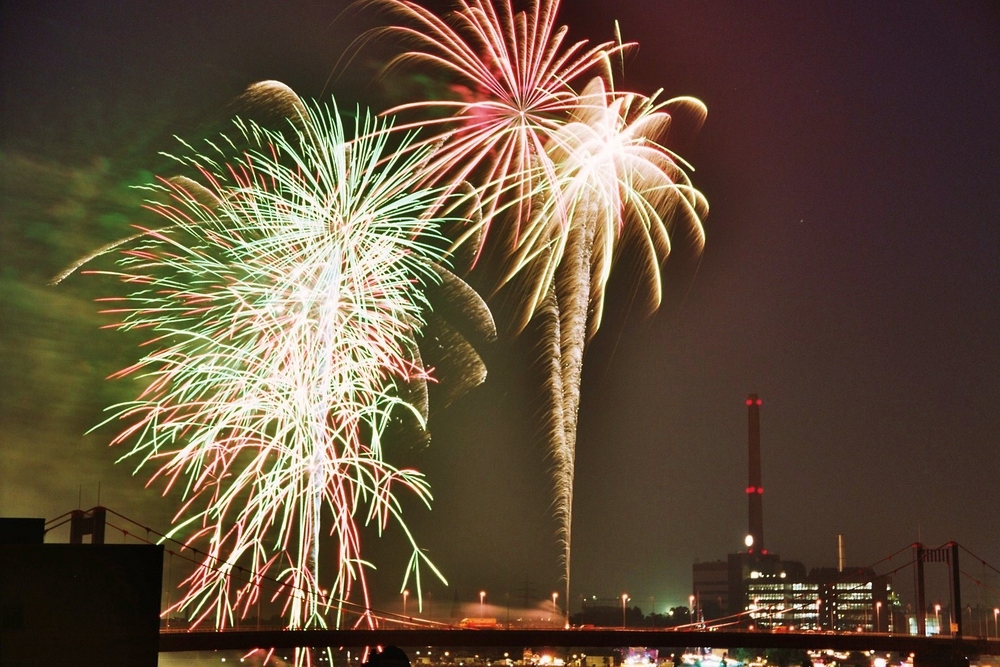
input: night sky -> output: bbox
[1,0,997,618]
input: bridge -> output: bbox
[36,508,1000,667]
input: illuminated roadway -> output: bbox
[159,627,999,660]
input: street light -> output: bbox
[934,604,941,635]
[552,592,559,617]
[875,601,881,633]
[622,593,629,628]
[480,591,486,618]
[689,595,695,625]
[403,589,409,617]
[994,608,999,638]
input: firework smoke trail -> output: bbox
[368,1,707,612]
[89,90,453,644]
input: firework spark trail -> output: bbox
[522,77,709,337]
[88,95,456,648]
[370,0,708,613]
[530,78,708,608]
[361,0,630,279]
[366,0,620,609]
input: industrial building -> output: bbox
[691,395,893,632]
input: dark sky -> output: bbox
[1,0,998,617]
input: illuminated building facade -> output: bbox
[744,565,891,632]
[692,551,893,631]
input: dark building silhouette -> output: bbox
[0,510,163,667]
[0,518,44,545]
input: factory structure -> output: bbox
[691,395,893,633]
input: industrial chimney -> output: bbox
[746,394,764,552]
[838,534,845,572]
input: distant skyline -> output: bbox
[1,0,998,614]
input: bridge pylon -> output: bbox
[914,541,964,637]
[69,506,107,544]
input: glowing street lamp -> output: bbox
[934,604,942,634]
[689,595,696,624]
[875,601,881,633]
[622,594,629,628]
[403,589,410,617]
[480,591,486,617]
[552,592,559,615]
[993,608,999,638]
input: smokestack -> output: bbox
[746,394,764,552]
[838,534,845,572]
